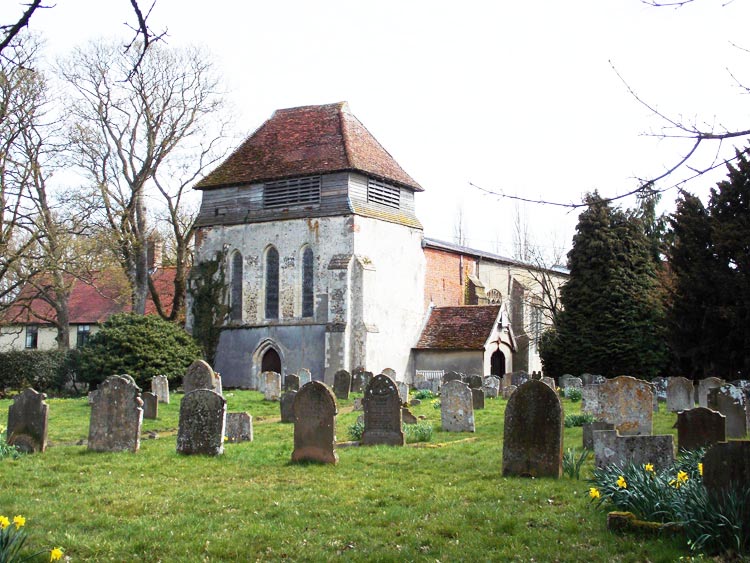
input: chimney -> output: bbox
[147,238,163,272]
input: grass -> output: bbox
[0,391,691,561]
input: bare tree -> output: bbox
[453,203,469,247]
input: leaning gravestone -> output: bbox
[483,376,500,398]
[666,377,694,412]
[502,380,563,478]
[151,375,170,404]
[333,370,351,400]
[443,371,462,384]
[698,377,724,408]
[593,430,674,470]
[298,368,312,387]
[709,384,747,438]
[292,381,338,464]
[441,380,475,432]
[225,412,253,443]
[582,421,615,450]
[471,388,485,410]
[595,376,653,435]
[702,441,750,495]
[263,371,282,401]
[183,360,222,395]
[280,391,297,423]
[88,375,143,453]
[673,407,725,451]
[402,407,418,425]
[466,375,483,389]
[361,373,404,446]
[397,382,409,405]
[581,384,600,416]
[6,388,48,453]
[285,374,300,392]
[142,392,158,420]
[176,389,226,456]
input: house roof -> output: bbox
[1,268,177,325]
[195,102,423,192]
[414,305,501,350]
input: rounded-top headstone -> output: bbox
[7,387,48,453]
[292,381,338,464]
[183,360,219,394]
[361,373,404,446]
[176,389,226,456]
[441,379,475,432]
[333,369,352,400]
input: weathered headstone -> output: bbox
[382,368,396,379]
[284,374,300,392]
[6,388,48,453]
[511,371,529,387]
[361,373,404,446]
[502,385,517,400]
[262,371,282,401]
[582,421,615,450]
[702,441,750,495]
[441,380,474,432]
[292,381,338,464]
[183,360,222,395]
[594,376,653,435]
[280,391,297,423]
[397,382,409,405]
[142,392,158,420]
[483,376,501,398]
[88,375,143,453]
[673,407,725,451]
[350,368,364,393]
[579,373,594,386]
[225,412,253,443]
[593,430,674,470]
[333,370,351,400]
[471,387,485,410]
[651,382,659,413]
[298,368,312,387]
[502,380,563,478]
[87,390,99,405]
[151,375,170,404]
[417,379,439,394]
[698,377,724,408]
[666,376,694,412]
[361,371,374,391]
[559,374,575,388]
[402,407,418,424]
[651,376,668,402]
[352,397,363,411]
[565,377,583,389]
[443,371,462,384]
[542,377,556,391]
[709,384,747,438]
[466,375,483,389]
[176,389,226,455]
[581,384,600,416]
[502,373,513,390]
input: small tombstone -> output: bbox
[176,389,226,455]
[511,371,529,387]
[280,391,297,423]
[362,371,374,390]
[402,407,418,425]
[592,375,607,385]
[651,382,659,413]
[443,371,462,384]
[651,376,668,402]
[333,370,351,400]
[542,377,556,391]
[483,376,501,398]
[441,380,475,432]
[709,385,747,438]
[262,371,282,401]
[361,373,404,446]
[594,376,653,436]
[184,360,221,395]
[352,397,363,411]
[702,441,750,495]
[502,373,513,390]
[593,430,675,470]
[666,377,694,412]
[6,388,48,453]
[298,368,312,387]
[471,388,485,410]
[142,392,158,420]
[397,382,409,405]
[417,379,439,394]
[284,374,300,392]
[151,375,170,404]
[673,407,725,451]
[579,373,594,386]
[582,421,615,450]
[559,374,575,388]
[410,398,422,406]
[292,381,338,464]
[581,384,600,416]
[698,377,724,408]
[88,375,143,453]
[502,380,563,478]
[225,412,253,443]
[466,375,483,389]
[350,368,364,393]
[502,385,517,399]
[382,368,396,379]
[565,377,583,389]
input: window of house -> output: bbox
[263,176,321,208]
[367,179,400,209]
[230,252,243,321]
[76,325,91,348]
[302,247,314,318]
[265,246,279,319]
[25,325,38,349]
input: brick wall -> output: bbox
[423,247,476,308]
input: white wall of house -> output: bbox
[0,324,99,352]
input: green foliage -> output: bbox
[562,448,591,480]
[432,399,441,410]
[564,413,594,428]
[0,427,21,461]
[77,313,200,389]
[403,421,433,443]
[563,387,582,402]
[0,350,77,394]
[348,419,364,441]
[412,389,435,400]
[188,250,229,366]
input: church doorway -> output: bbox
[490,350,506,376]
[261,348,281,374]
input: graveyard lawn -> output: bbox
[1,391,691,561]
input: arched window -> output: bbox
[265,246,279,319]
[302,247,314,318]
[230,252,243,321]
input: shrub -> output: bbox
[564,413,595,428]
[348,419,364,441]
[562,448,591,479]
[77,313,201,389]
[0,350,77,394]
[0,426,21,461]
[412,389,435,400]
[563,387,582,402]
[404,421,433,443]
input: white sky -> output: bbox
[5,0,750,261]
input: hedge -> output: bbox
[0,349,79,395]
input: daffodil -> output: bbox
[677,470,689,484]
[644,463,654,473]
[50,547,64,561]
[616,475,627,489]
[0,515,9,529]
[589,487,600,499]
[12,514,25,529]
[698,463,703,476]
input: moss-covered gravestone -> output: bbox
[7,388,48,453]
[176,389,226,456]
[88,375,143,453]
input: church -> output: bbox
[188,102,566,387]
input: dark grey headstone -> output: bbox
[582,421,614,450]
[710,385,747,438]
[176,389,226,456]
[593,430,674,470]
[471,388,485,410]
[673,407,725,451]
[698,377,724,408]
[511,371,529,387]
[466,375,483,389]
[333,369,351,400]
[284,374,300,392]
[292,381,338,464]
[184,360,221,395]
[703,441,750,495]
[350,368,364,393]
[402,407,418,425]
[7,388,48,453]
[441,380,474,432]
[226,412,253,443]
[361,373,404,446]
[88,375,143,453]
[280,391,297,423]
[142,392,158,420]
[443,371,462,384]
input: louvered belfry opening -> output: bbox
[263,176,321,209]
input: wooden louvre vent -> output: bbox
[367,178,400,209]
[263,176,321,208]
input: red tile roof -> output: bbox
[1,268,177,325]
[195,102,423,192]
[414,306,501,350]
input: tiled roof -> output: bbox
[196,102,423,192]
[1,268,177,325]
[414,305,501,350]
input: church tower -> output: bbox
[189,102,425,387]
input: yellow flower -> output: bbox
[223,436,228,442]
[589,487,601,499]
[644,463,654,473]
[677,470,689,484]
[50,547,64,561]
[698,463,703,476]
[12,515,25,529]
[616,476,627,489]
[0,515,9,529]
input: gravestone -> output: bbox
[280,391,297,423]
[702,441,750,495]
[593,430,674,470]
[581,384,600,415]
[698,377,724,408]
[298,368,312,387]
[502,373,513,390]
[651,382,659,413]
[284,374,300,392]
[402,407,418,424]
[542,377,556,391]
[592,375,607,385]
[151,375,170,404]
[184,360,221,395]
[559,374,575,388]
[582,421,615,450]
[502,385,517,399]
[471,388,485,410]
[483,376,501,398]
[333,370,351,400]
[502,380,563,478]
[352,398,363,411]
[673,407,725,451]
[511,371,529,387]
[87,390,99,405]
[709,384,747,438]
[263,371,282,401]
[361,373,404,446]
[361,371,374,391]
[176,389,226,455]
[6,388,48,453]
[88,375,143,453]
[417,379,440,394]
[397,382,409,405]
[666,376,694,412]
[292,381,338,464]
[579,373,594,386]
[651,376,668,402]
[441,380,475,432]
[595,376,653,435]
[443,371,462,384]
[565,377,583,389]
[382,368,396,379]
[466,375,483,389]
[350,368,365,393]
[142,392,158,420]
[225,412,253,443]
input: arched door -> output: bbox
[261,348,281,374]
[490,350,506,376]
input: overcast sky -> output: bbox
[5,0,749,260]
